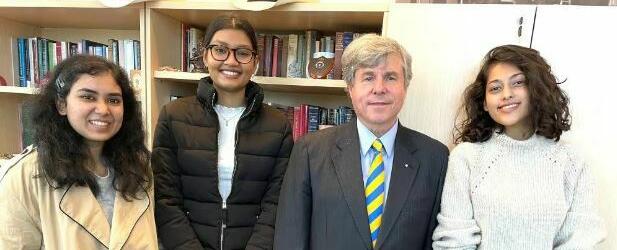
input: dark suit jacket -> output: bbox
[274,120,448,250]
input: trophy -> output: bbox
[307,52,335,79]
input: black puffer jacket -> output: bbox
[153,77,293,250]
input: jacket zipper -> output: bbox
[220,200,227,250]
[219,96,257,250]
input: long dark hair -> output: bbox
[33,55,151,200]
[455,45,571,143]
[204,15,258,50]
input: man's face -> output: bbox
[348,54,407,134]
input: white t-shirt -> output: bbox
[214,104,246,203]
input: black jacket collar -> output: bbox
[196,76,264,117]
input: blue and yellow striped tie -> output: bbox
[365,139,385,248]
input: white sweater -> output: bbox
[433,132,606,250]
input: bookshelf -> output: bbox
[153,71,348,95]
[145,1,387,145]
[0,0,145,154]
[0,0,387,151]
[0,86,37,95]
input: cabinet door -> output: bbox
[532,6,616,250]
[384,4,535,146]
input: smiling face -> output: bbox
[348,54,407,136]
[57,72,124,148]
[484,62,532,138]
[204,29,258,94]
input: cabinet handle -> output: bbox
[518,16,524,37]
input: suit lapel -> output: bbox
[376,125,419,249]
[331,121,372,250]
[59,184,111,247]
[109,187,151,249]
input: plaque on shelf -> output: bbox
[307,52,335,79]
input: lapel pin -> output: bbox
[404,163,409,168]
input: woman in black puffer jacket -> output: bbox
[152,15,293,250]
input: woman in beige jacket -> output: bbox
[0,55,157,249]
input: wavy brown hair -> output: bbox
[32,55,151,200]
[455,45,570,144]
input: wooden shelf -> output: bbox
[0,1,141,29]
[0,86,38,95]
[148,1,385,32]
[154,71,348,95]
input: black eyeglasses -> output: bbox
[206,44,257,64]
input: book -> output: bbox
[307,105,320,132]
[333,32,344,80]
[272,35,279,77]
[28,37,40,87]
[264,34,273,77]
[293,106,301,141]
[134,40,141,70]
[286,34,300,78]
[17,38,26,87]
[257,34,266,76]
[110,39,119,64]
[124,39,135,72]
[280,35,288,78]
[181,23,188,72]
[24,38,31,87]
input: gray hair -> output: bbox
[341,34,413,87]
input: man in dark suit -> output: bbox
[274,34,448,250]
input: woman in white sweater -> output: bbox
[432,45,606,249]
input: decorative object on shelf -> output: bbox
[157,66,181,72]
[0,75,6,86]
[98,0,151,8]
[129,70,143,97]
[307,52,335,79]
[233,0,317,11]
[189,40,208,73]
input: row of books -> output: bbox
[177,26,366,80]
[273,103,355,141]
[13,37,140,88]
[256,31,363,80]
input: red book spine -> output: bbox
[181,23,187,72]
[293,106,301,142]
[271,36,279,77]
[56,42,62,64]
[257,34,265,76]
[300,104,309,137]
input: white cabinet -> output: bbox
[386,4,615,249]
[531,6,617,250]
[385,4,535,147]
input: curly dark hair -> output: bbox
[455,44,570,144]
[32,55,151,200]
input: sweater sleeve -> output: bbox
[554,149,606,249]
[432,144,481,250]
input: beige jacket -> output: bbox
[0,147,158,250]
